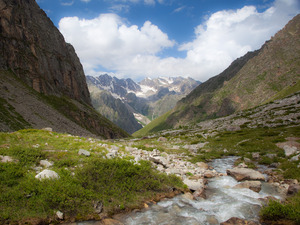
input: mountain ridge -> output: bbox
[135,14,300,136]
[86,74,200,133]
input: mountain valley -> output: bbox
[87,75,200,133]
[0,0,299,224]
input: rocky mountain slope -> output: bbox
[0,0,128,138]
[87,75,200,133]
[137,14,300,135]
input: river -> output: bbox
[67,157,283,225]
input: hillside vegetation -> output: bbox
[0,91,299,224]
[137,14,300,135]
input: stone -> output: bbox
[234,181,262,193]
[149,156,168,168]
[252,153,260,160]
[269,162,280,168]
[227,168,265,181]
[0,155,17,163]
[182,192,195,200]
[56,210,64,220]
[206,216,219,225]
[157,137,167,142]
[244,158,252,163]
[35,169,60,180]
[106,152,117,159]
[39,160,53,168]
[110,145,120,151]
[204,171,215,178]
[237,162,248,168]
[283,145,297,157]
[220,217,259,225]
[287,184,300,196]
[276,141,299,156]
[78,149,91,156]
[183,178,206,193]
[290,154,300,161]
[196,162,209,170]
[42,127,53,132]
[100,219,124,225]
[94,201,103,214]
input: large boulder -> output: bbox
[227,168,265,181]
[234,181,262,193]
[183,178,206,198]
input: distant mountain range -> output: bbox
[86,75,200,133]
[135,14,300,136]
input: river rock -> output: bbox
[234,181,262,193]
[100,219,124,225]
[78,149,91,156]
[287,184,300,196]
[227,168,265,181]
[220,217,260,225]
[196,162,209,169]
[35,169,59,180]
[182,192,195,200]
[183,178,205,192]
[204,170,215,178]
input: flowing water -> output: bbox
[68,157,283,225]
[118,157,282,225]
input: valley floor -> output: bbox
[0,93,299,224]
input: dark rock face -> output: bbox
[0,0,91,104]
[0,0,129,139]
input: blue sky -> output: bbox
[36,0,299,81]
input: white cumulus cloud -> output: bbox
[59,0,299,81]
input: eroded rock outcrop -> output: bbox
[0,0,129,139]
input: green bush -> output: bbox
[10,147,46,166]
[260,193,300,223]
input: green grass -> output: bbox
[0,129,184,223]
[264,80,300,104]
[0,97,31,131]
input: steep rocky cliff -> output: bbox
[0,0,129,138]
[0,0,90,104]
[136,14,300,135]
